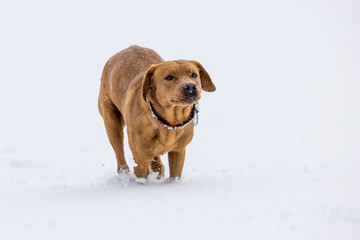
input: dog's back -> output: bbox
[100,45,163,111]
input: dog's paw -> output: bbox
[150,159,165,177]
[117,166,130,174]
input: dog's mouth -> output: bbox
[172,96,199,104]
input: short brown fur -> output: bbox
[98,46,216,179]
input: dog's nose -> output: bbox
[182,83,197,96]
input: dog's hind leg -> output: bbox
[98,90,129,173]
[150,156,165,177]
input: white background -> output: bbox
[0,0,359,239]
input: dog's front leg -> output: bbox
[168,149,186,179]
[133,153,153,179]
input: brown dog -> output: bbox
[98,45,216,179]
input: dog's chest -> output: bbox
[151,128,191,153]
[157,130,181,147]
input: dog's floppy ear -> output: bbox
[142,64,158,103]
[190,60,216,92]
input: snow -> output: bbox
[1,0,360,239]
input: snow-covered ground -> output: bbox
[1,1,359,239]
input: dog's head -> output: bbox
[142,60,216,107]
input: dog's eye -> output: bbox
[165,75,175,81]
[191,73,198,79]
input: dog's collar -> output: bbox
[148,102,199,130]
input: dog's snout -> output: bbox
[182,83,197,96]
